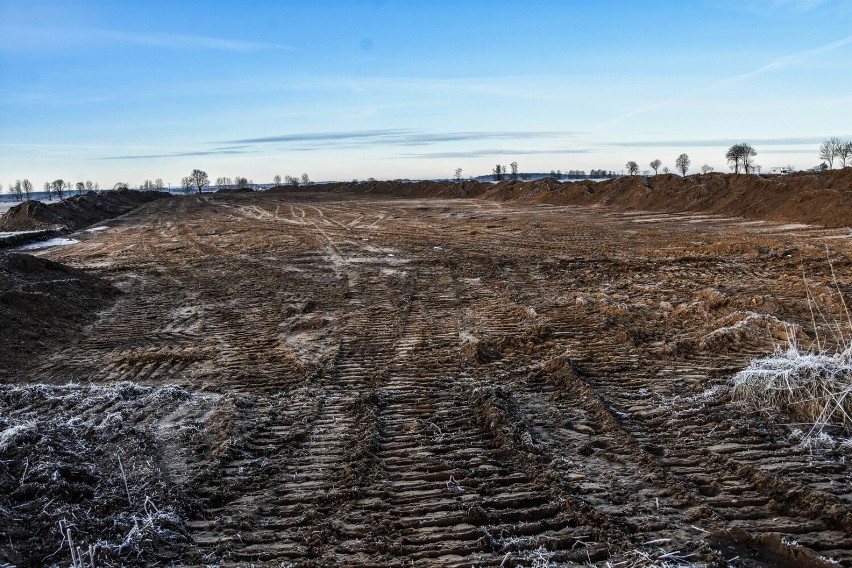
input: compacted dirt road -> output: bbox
[2,191,851,567]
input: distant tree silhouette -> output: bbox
[180,177,192,194]
[726,143,757,174]
[838,141,852,168]
[454,167,463,183]
[625,161,639,176]
[510,161,518,180]
[675,153,690,176]
[188,169,209,194]
[52,179,65,200]
[650,159,661,175]
[273,175,281,186]
[701,164,714,174]
[820,137,842,169]
[492,164,503,181]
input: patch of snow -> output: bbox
[85,225,109,233]
[0,230,44,238]
[18,237,80,250]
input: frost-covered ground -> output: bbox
[18,237,80,250]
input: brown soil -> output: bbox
[288,168,852,229]
[0,189,171,233]
[0,253,118,382]
[1,190,851,567]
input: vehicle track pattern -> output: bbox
[6,191,851,567]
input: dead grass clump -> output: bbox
[731,341,852,445]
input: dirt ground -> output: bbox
[1,191,851,567]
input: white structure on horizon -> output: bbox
[769,166,795,175]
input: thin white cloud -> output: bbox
[90,28,289,52]
[0,24,288,52]
[601,34,852,128]
[712,34,852,87]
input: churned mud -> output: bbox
[1,190,851,567]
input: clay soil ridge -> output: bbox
[295,169,852,229]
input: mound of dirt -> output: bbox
[272,179,492,199]
[0,189,171,233]
[0,253,118,381]
[297,170,851,228]
[484,169,852,228]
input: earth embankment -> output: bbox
[286,169,852,228]
[0,189,171,233]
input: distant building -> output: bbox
[769,167,794,175]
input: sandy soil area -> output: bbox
[1,191,850,567]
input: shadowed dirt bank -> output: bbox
[0,189,171,236]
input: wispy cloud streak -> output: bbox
[604,34,852,126]
[91,29,289,52]
[607,136,837,148]
[223,130,574,147]
[103,130,578,161]
[399,148,590,159]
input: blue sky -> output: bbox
[1,0,851,187]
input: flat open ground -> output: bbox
[3,191,852,567]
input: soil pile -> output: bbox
[0,189,171,233]
[295,170,851,228]
[490,169,852,228]
[271,179,492,199]
[0,253,118,382]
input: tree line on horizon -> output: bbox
[620,138,851,178]
[4,139,851,202]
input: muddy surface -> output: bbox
[1,191,851,567]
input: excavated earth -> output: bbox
[1,188,851,567]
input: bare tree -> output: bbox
[662,166,670,174]
[650,159,662,175]
[675,154,690,176]
[819,137,842,169]
[625,161,639,176]
[454,167,463,183]
[44,181,52,200]
[12,180,22,201]
[113,182,129,191]
[180,177,192,194]
[725,143,757,174]
[701,164,714,174]
[492,164,503,181]
[188,169,209,194]
[154,178,164,191]
[234,176,248,189]
[20,179,32,200]
[75,182,85,195]
[510,161,518,180]
[836,141,852,168]
[726,144,742,173]
[52,179,65,200]
[300,173,310,185]
[273,175,282,186]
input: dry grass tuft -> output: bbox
[731,339,852,445]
